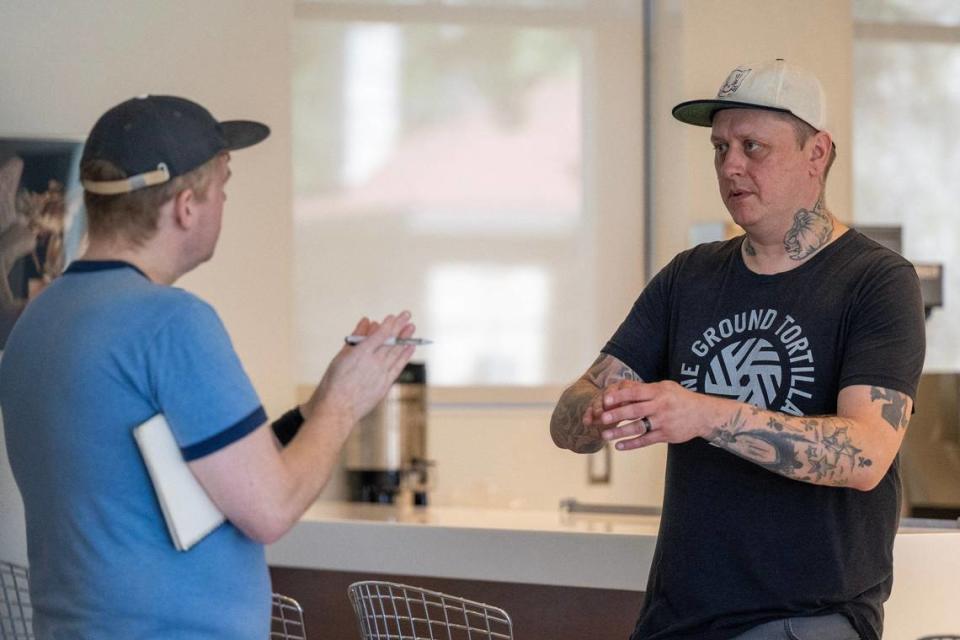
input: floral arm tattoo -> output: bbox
[550,354,642,453]
[706,386,911,487]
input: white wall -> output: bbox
[0,0,294,563]
[427,404,668,510]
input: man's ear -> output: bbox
[808,130,832,177]
[171,188,197,230]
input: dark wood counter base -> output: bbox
[269,566,644,640]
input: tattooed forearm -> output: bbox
[551,354,641,453]
[708,409,869,487]
[550,386,605,453]
[870,386,910,431]
[783,197,833,261]
[584,354,641,388]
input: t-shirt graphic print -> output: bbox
[681,308,814,415]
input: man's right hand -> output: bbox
[302,311,417,431]
[189,311,418,544]
[550,353,642,453]
[550,381,606,453]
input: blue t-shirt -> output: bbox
[0,261,270,639]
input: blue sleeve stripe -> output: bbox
[180,406,267,461]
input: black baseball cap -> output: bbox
[81,95,270,195]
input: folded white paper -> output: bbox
[134,414,225,551]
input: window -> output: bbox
[854,0,960,370]
[292,1,644,388]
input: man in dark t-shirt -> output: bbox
[550,60,924,640]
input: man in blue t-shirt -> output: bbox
[0,95,420,638]
[550,60,924,640]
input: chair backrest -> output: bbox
[0,560,33,640]
[348,580,513,640]
[270,592,307,640]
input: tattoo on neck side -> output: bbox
[783,198,833,261]
[743,237,757,257]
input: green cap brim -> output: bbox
[672,99,795,127]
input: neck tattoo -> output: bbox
[743,237,757,257]
[783,198,833,261]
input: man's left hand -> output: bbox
[596,380,719,450]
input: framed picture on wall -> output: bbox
[0,138,85,348]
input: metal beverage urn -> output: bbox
[344,362,431,505]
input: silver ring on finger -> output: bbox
[641,416,652,434]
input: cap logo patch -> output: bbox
[718,67,751,97]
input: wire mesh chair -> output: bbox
[270,592,307,640]
[348,581,513,640]
[0,560,33,640]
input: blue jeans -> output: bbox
[730,614,860,640]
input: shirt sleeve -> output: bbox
[601,256,680,381]
[839,258,926,401]
[146,295,266,460]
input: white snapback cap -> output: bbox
[672,59,827,131]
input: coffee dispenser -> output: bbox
[344,362,431,505]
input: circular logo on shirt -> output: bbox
[679,309,815,415]
[703,337,782,407]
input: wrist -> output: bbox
[307,399,356,441]
[701,396,740,440]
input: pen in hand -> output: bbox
[344,336,433,346]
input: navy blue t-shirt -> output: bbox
[603,230,925,640]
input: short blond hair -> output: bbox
[82,155,220,246]
[770,111,837,184]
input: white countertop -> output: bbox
[294,500,663,535]
[267,501,959,592]
[267,501,660,590]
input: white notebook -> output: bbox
[133,414,225,551]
